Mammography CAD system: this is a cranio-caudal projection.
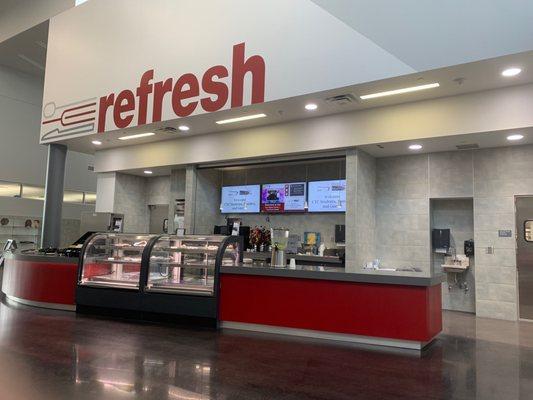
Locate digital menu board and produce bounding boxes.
[220,185,260,213]
[261,182,306,213]
[308,180,346,212]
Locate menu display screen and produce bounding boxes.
[261,182,306,213]
[220,185,260,213]
[308,180,346,212]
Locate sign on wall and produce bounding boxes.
[40,0,414,143]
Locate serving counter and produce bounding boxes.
[1,237,444,350]
[1,253,78,310]
[220,264,443,350]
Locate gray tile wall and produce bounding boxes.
[145,176,170,205]
[431,199,475,313]
[472,146,529,321]
[113,173,149,233]
[371,147,529,320]
[375,154,431,274]
[355,150,376,270]
[193,168,223,235]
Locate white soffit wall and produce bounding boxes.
[41,0,414,143]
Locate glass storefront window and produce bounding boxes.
[525,221,533,242]
[84,192,97,204]
[21,185,45,201]
[64,191,84,203]
[0,181,21,197]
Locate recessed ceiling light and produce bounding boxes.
[305,103,318,111]
[216,113,267,125]
[91,140,102,145]
[143,170,153,174]
[118,132,155,140]
[178,125,190,132]
[501,67,521,77]
[360,83,440,100]
[409,144,423,150]
[507,133,524,141]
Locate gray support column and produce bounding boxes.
[184,166,198,234]
[344,149,358,272]
[41,144,67,248]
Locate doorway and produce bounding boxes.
[516,196,533,320]
[149,205,169,234]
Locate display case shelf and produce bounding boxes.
[78,233,156,289]
[92,258,143,265]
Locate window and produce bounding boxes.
[526,221,533,242]
[64,191,84,204]
[0,181,21,197]
[84,193,97,204]
[22,185,45,200]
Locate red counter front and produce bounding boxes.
[220,273,442,348]
[2,254,78,310]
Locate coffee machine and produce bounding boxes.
[270,228,289,267]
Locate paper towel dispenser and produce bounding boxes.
[432,228,450,251]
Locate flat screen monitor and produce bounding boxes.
[220,185,260,213]
[308,179,346,212]
[261,182,306,213]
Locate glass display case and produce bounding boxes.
[146,235,241,296]
[79,233,156,289]
[76,233,242,326]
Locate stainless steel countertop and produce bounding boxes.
[4,252,79,264]
[4,252,443,286]
[244,251,343,264]
[221,264,445,286]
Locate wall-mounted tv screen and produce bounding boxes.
[261,182,306,213]
[220,185,260,213]
[308,180,346,212]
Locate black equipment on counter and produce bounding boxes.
[432,228,451,251]
[214,225,250,250]
[335,224,345,244]
[464,239,475,257]
[214,225,229,235]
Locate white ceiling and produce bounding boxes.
[0,21,48,77]
[311,0,533,71]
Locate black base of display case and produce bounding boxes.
[76,287,219,328]
[76,304,217,328]
[76,286,143,311]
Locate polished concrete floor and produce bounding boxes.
[0,301,532,400]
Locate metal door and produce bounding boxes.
[516,197,533,319]
[149,205,169,234]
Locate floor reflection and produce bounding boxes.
[1,300,533,399]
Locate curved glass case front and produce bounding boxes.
[146,235,240,295]
[79,233,156,289]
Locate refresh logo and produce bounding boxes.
[41,43,266,140]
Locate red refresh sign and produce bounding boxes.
[41,42,265,138]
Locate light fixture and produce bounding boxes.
[118,132,155,140]
[143,170,153,174]
[216,113,266,125]
[91,140,102,145]
[305,103,318,111]
[507,133,524,141]
[502,67,521,77]
[178,125,190,132]
[360,83,440,100]
[409,144,423,150]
